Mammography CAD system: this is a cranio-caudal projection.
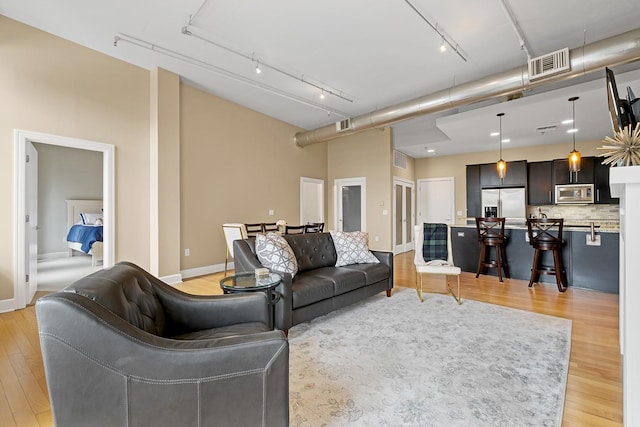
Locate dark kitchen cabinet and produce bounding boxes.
[480,160,527,188]
[594,160,619,204]
[553,157,594,185]
[527,161,553,205]
[466,165,481,218]
[479,163,502,188]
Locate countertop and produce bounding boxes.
[455,221,620,233]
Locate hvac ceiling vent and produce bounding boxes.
[393,150,407,169]
[336,118,353,132]
[528,48,570,81]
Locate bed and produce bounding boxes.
[66,199,104,266]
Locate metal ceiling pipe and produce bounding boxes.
[295,28,640,148]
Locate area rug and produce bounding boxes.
[288,288,571,427]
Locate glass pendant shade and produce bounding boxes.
[568,96,581,172]
[568,149,581,172]
[496,113,506,180]
[497,159,507,179]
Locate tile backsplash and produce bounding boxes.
[527,204,619,228]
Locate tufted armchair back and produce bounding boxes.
[64,262,167,336]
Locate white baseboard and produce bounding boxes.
[161,273,183,286]
[180,262,228,280]
[0,298,17,313]
[38,251,69,260]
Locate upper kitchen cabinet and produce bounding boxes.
[594,159,619,204]
[480,160,527,188]
[466,164,481,218]
[527,161,553,205]
[553,157,594,185]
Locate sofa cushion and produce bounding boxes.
[284,233,337,272]
[330,231,380,267]
[171,322,269,340]
[255,232,298,277]
[341,263,390,286]
[312,266,367,296]
[291,272,335,309]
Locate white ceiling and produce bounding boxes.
[2,0,640,158]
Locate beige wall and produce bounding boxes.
[0,17,151,300]
[179,84,327,270]
[415,140,606,223]
[328,128,393,251]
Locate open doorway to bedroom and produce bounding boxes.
[33,143,103,290]
[14,130,115,310]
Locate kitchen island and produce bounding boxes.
[451,223,619,293]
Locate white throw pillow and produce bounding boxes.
[330,231,380,267]
[255,232,298,277]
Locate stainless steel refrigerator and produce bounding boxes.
[481,188,526,221]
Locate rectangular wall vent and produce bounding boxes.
[336,118,352,132]
[528,48,570,80]
[393,150,407,169]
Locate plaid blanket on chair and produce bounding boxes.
[422,223,448,262]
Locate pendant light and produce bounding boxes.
[568,96,581,172]
[496,113,507,180]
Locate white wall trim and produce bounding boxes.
[13,129,115,310]
[180,262,228,281]
[0,298,17,314]
[160,273,183,286]
[38,252,69,260]
[300,176,325,224]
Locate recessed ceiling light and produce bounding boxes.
[501,139,511,143]
[490,132,499,137]
[562,119,573,125]
[567,128,578,133]
[427,149,435,153]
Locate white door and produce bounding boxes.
[26,142,38,302]
[393,178,415,253]
[417,177,455,225]
[300,177,324,225]
[335,178,366,232]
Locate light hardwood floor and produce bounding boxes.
[0,251,622,426]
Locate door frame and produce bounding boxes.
[334,177,366,232]
[392,177,415,254]
[13,129,115,310]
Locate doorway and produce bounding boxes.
[393,178,415,254]
[300,177,324,225]
[14,130,115,310]
[417,177,455,225]
[334,177,366,232]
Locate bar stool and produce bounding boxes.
[475,217,509,282]
[526,218,567,292]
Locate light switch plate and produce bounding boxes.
[586,234,601,246]
[457,231,464,237]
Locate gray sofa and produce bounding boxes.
[36,261,289,427]
[233,232,394,331]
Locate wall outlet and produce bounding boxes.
[586,234,601,246]
[184,248,190,256]
[374,235,380,242]
[382,209,388,216]
[457,231,464,237]
[268,209,274,216]
[457,210,463,216]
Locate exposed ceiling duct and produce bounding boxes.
[294,28,640,148]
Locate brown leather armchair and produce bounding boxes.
[36,262,289,427]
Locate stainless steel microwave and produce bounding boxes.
[555,184,594,204]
